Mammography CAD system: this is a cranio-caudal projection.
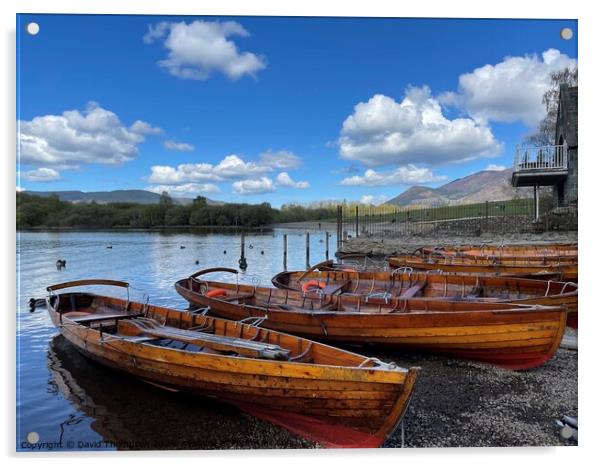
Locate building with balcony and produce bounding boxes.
[511,85,578,218]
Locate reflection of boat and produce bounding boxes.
[388,254,578,281]
[46,279,419,448]
[271,269,578,328]
[176,269,567,370]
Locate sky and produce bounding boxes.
[16,15,577,207]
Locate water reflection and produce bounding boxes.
[46,335,311,450]
[17,229,332,450]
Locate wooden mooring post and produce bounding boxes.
[283,234,288,271]
[355,205,359,237]
[305,232,310,269]
[325,231,330,260]
[238,232,247,270]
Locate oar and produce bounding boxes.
[118,318,290,360]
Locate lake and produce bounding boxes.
[16,229,337,451]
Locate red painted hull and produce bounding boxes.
[233,402,384,448]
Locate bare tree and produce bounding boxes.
[525,67,578,146]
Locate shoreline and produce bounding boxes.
[338,231,578,257]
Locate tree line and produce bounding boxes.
[16,192,339,229]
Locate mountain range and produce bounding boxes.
[20,189,223,206]
[387,169,534,207]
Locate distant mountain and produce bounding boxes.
[22,189,223,206]
[387,169,534,207]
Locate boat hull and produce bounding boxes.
[47,294,417,448]
[175,280,567,370]
[388,256,578,281]
[272,270,578,329]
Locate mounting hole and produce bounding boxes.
[560,27,573,40]
[26,22,40,36]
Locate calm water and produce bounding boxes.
[16,229,336,451]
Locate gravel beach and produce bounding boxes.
[379,342,578,448]
[338,231,578,257]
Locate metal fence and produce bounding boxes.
[335,198,547,248]
[514,144,568,171]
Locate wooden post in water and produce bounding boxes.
[305,232,310,269]
[325,231,329,260]
[336,205,342,251]
[238,232,247,270]
[355,205,359,237]
[283,234,288,270]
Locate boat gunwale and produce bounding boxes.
[174,278,567,318]
[46,292,411,378]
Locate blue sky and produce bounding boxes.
[16,15,577,206]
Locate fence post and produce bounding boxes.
[485,201,489,232]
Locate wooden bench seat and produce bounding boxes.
[321,280,351,295]
[400,282,426,298]
[68,312,143,324]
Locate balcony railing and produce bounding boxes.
[514,144,568,172]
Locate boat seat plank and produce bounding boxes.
[321,281,351,295]
[223,293,255,302]
[68,312,143,323]
[122,336,161,343]
[118,319,291,360]
[401,282,426,298]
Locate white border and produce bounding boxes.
[3,1,600,465]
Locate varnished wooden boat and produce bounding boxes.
[418,244,577,262]
[388,254,578,281]
[271,268,578,328]
[46,279,419,449]
[175,269,567,370]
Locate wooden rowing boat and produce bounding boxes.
[271,268,578,328]
[388,254,578,281]
[46,279,419,449]
[175,269,567,370]
[418,244,577,262]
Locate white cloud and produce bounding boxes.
[441,49,577,127]
[275,172,310,189]
[144,20,266,80]
[147,183,220,196]
[485,164,507,171]
[18,102,161,168]
[148,154,271,185]
[259,150,302,169]
[130,120,163,135]
[163,140,195,152]
[340,165,447,187]
[359,194,388,206]
[148,163,218,184]
[19,167,61,182]
[214,154,270,178]
[339,86,501,167]
[232,177,276,195]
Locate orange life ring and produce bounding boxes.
[302,280,326,293]
[206,288,228,298]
